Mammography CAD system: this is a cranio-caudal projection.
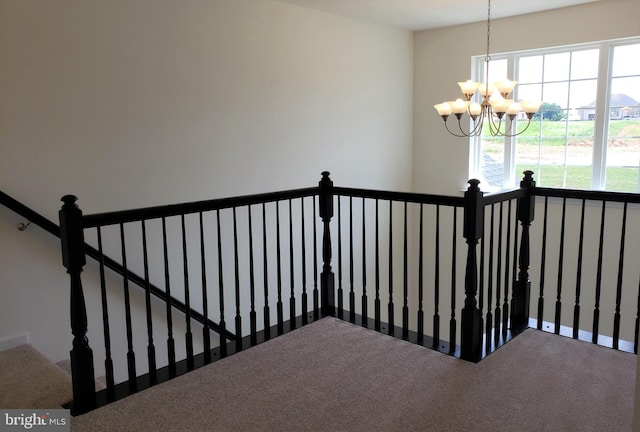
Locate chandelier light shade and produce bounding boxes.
[434,0,543,137]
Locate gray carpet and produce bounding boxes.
[0,344,72,409]
[71,318,636,431]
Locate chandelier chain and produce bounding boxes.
[485,0,491,63]
[432,0,543,137]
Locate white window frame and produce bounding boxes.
[470,37,640,192]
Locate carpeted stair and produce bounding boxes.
[0,344,72,409]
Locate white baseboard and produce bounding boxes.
[0,333,29,351]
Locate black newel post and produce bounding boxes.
[319,172,336,317]
[60,195,96,415]
[511,171,535,335]
[461,179,483,362]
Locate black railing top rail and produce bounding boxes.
[483,187,527,205]
[0,190,60,237]
[0,190,233,340]
[82,187,320,228]
[332,186,465,207]
[533,186,640,204]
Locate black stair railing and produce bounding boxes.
[527,185,640,351]
[0,191,230,345]
[54,170,639,416]
[60,184,322,414]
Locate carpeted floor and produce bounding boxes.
[70,317,636,432]
[0,344,72,409]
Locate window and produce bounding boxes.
[472,38,640,193]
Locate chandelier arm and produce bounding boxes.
[503,118,516,136]
[443,118,472,138]
[468,112,485,136]
[486,112,501,136]
[435,0,543,139]
[517,118,532,135]
[506,117,532,137]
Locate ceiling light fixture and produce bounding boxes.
[434,0,543,137]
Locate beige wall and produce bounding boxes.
[413,0,640,195]
[0,0,413,363]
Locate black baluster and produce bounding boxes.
[573,200,586,339]
[418,204,424,343]
[337,197,344,319]
[388,201,395,336]
[141,220,157,384]
[402,202,409,340]
[613,202,627,350]
[502,200,512,341]
[450,207,458,355]
[537,197,549,330]
[301,198,308,325]
[375,199,381,331]
[433,205,441,350]
[199,212,212,363]
[162,217,176,377]
[276,201,284,335]
[181,215,194,370]
[592,201,606,344]
[96,227,115,401]
[262,203,271,341]
[461,179,483,362]
[216,210,227,358]
[119,223,137,392]
[349,197,355,323]
[319,172,335,317]
[248,206,257,345]
[361,198,368,327]
[634,277,640,354]
[288,199,296,330]
[233,207,243,352]
[312,198,319,320]
[479,211,486,352]
[555,198,567,334]
[486,204,495,352]
[495,202,503,343]
[59,196,96,415]
[511,171,535,335]
[510,201,518,337]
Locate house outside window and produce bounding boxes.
[471,37,640,193]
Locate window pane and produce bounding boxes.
[564,166,592,189]
[536,163,565,188]
[570,49,599,80]
[566,134,593,190]
[610,76,640,114]
[612,43,640,76]
[486,58,508,82]
[605,121,640,192]
[518,55,543,84]
[517,83,542,102]
[480,134,504,189]
[543,82,569,108]
[606,43,640,192]
[605,166,639,192]
[568,79,597,110]
[567,120,595,141]
[544,52,570,82]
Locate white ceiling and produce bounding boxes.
[274,0,603,31]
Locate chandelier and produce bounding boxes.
[434,0,543,137]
